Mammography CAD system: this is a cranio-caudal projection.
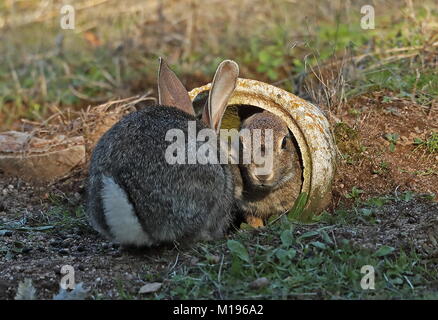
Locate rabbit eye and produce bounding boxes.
[281,136,288,149]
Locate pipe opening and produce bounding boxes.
[192,90,304,209]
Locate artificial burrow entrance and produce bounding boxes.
[189,78,337,221]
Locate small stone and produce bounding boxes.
[125,273,135,281]
[249,277,270,290]
[111,243,120,249]
[0,280,11,292]
[22,247,32,254]
[58,233,67,240]
[190,257,199,266]
[58,249,69,256]
[62,238,73,248]
[77,245,85,252]
[0,230,12,237]
[50,239,60,247]
[206,254,221,264]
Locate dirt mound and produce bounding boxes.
[0,95,153,182]
[331,90,438,206]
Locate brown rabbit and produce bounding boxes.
[232,110,303,228]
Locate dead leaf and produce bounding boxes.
[84,31,101,47]
[53,283,89,300]
[15,278,37,300]
[138,282,162,294]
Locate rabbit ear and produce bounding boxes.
[202,60,239,132]
[158,57,195,115]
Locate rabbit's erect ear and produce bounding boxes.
[202,60,239,132]
[158,57,195,115]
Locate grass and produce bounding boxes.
[107,193,438,300]
[6,189,430,300]
[414,132,438,154]
[1,187,436,299]
[148,232,436,299]
[0,189,88,237]
[1,0,437,128]
[333,122,365,164]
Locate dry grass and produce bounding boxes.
[0,0,437,128]
[18,93,155,156]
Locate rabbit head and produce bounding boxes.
[239,111,300,192]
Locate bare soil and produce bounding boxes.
[331,90,438,206]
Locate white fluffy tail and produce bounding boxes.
[101,175,152,246]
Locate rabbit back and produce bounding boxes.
[87,106,234,246]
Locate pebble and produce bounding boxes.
[0,230,13,237]
[249,277,270,289]
[50,239,60,247]
[73,192,81,201]
[58,249,69,256]
[22,247,32,254]
[190,257,200,266]
[206,254,221,264]
[62,238,73,248]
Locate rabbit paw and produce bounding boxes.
[246,216,264,228]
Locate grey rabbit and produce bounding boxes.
[231,111,303,228]
[86,58,239,246]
